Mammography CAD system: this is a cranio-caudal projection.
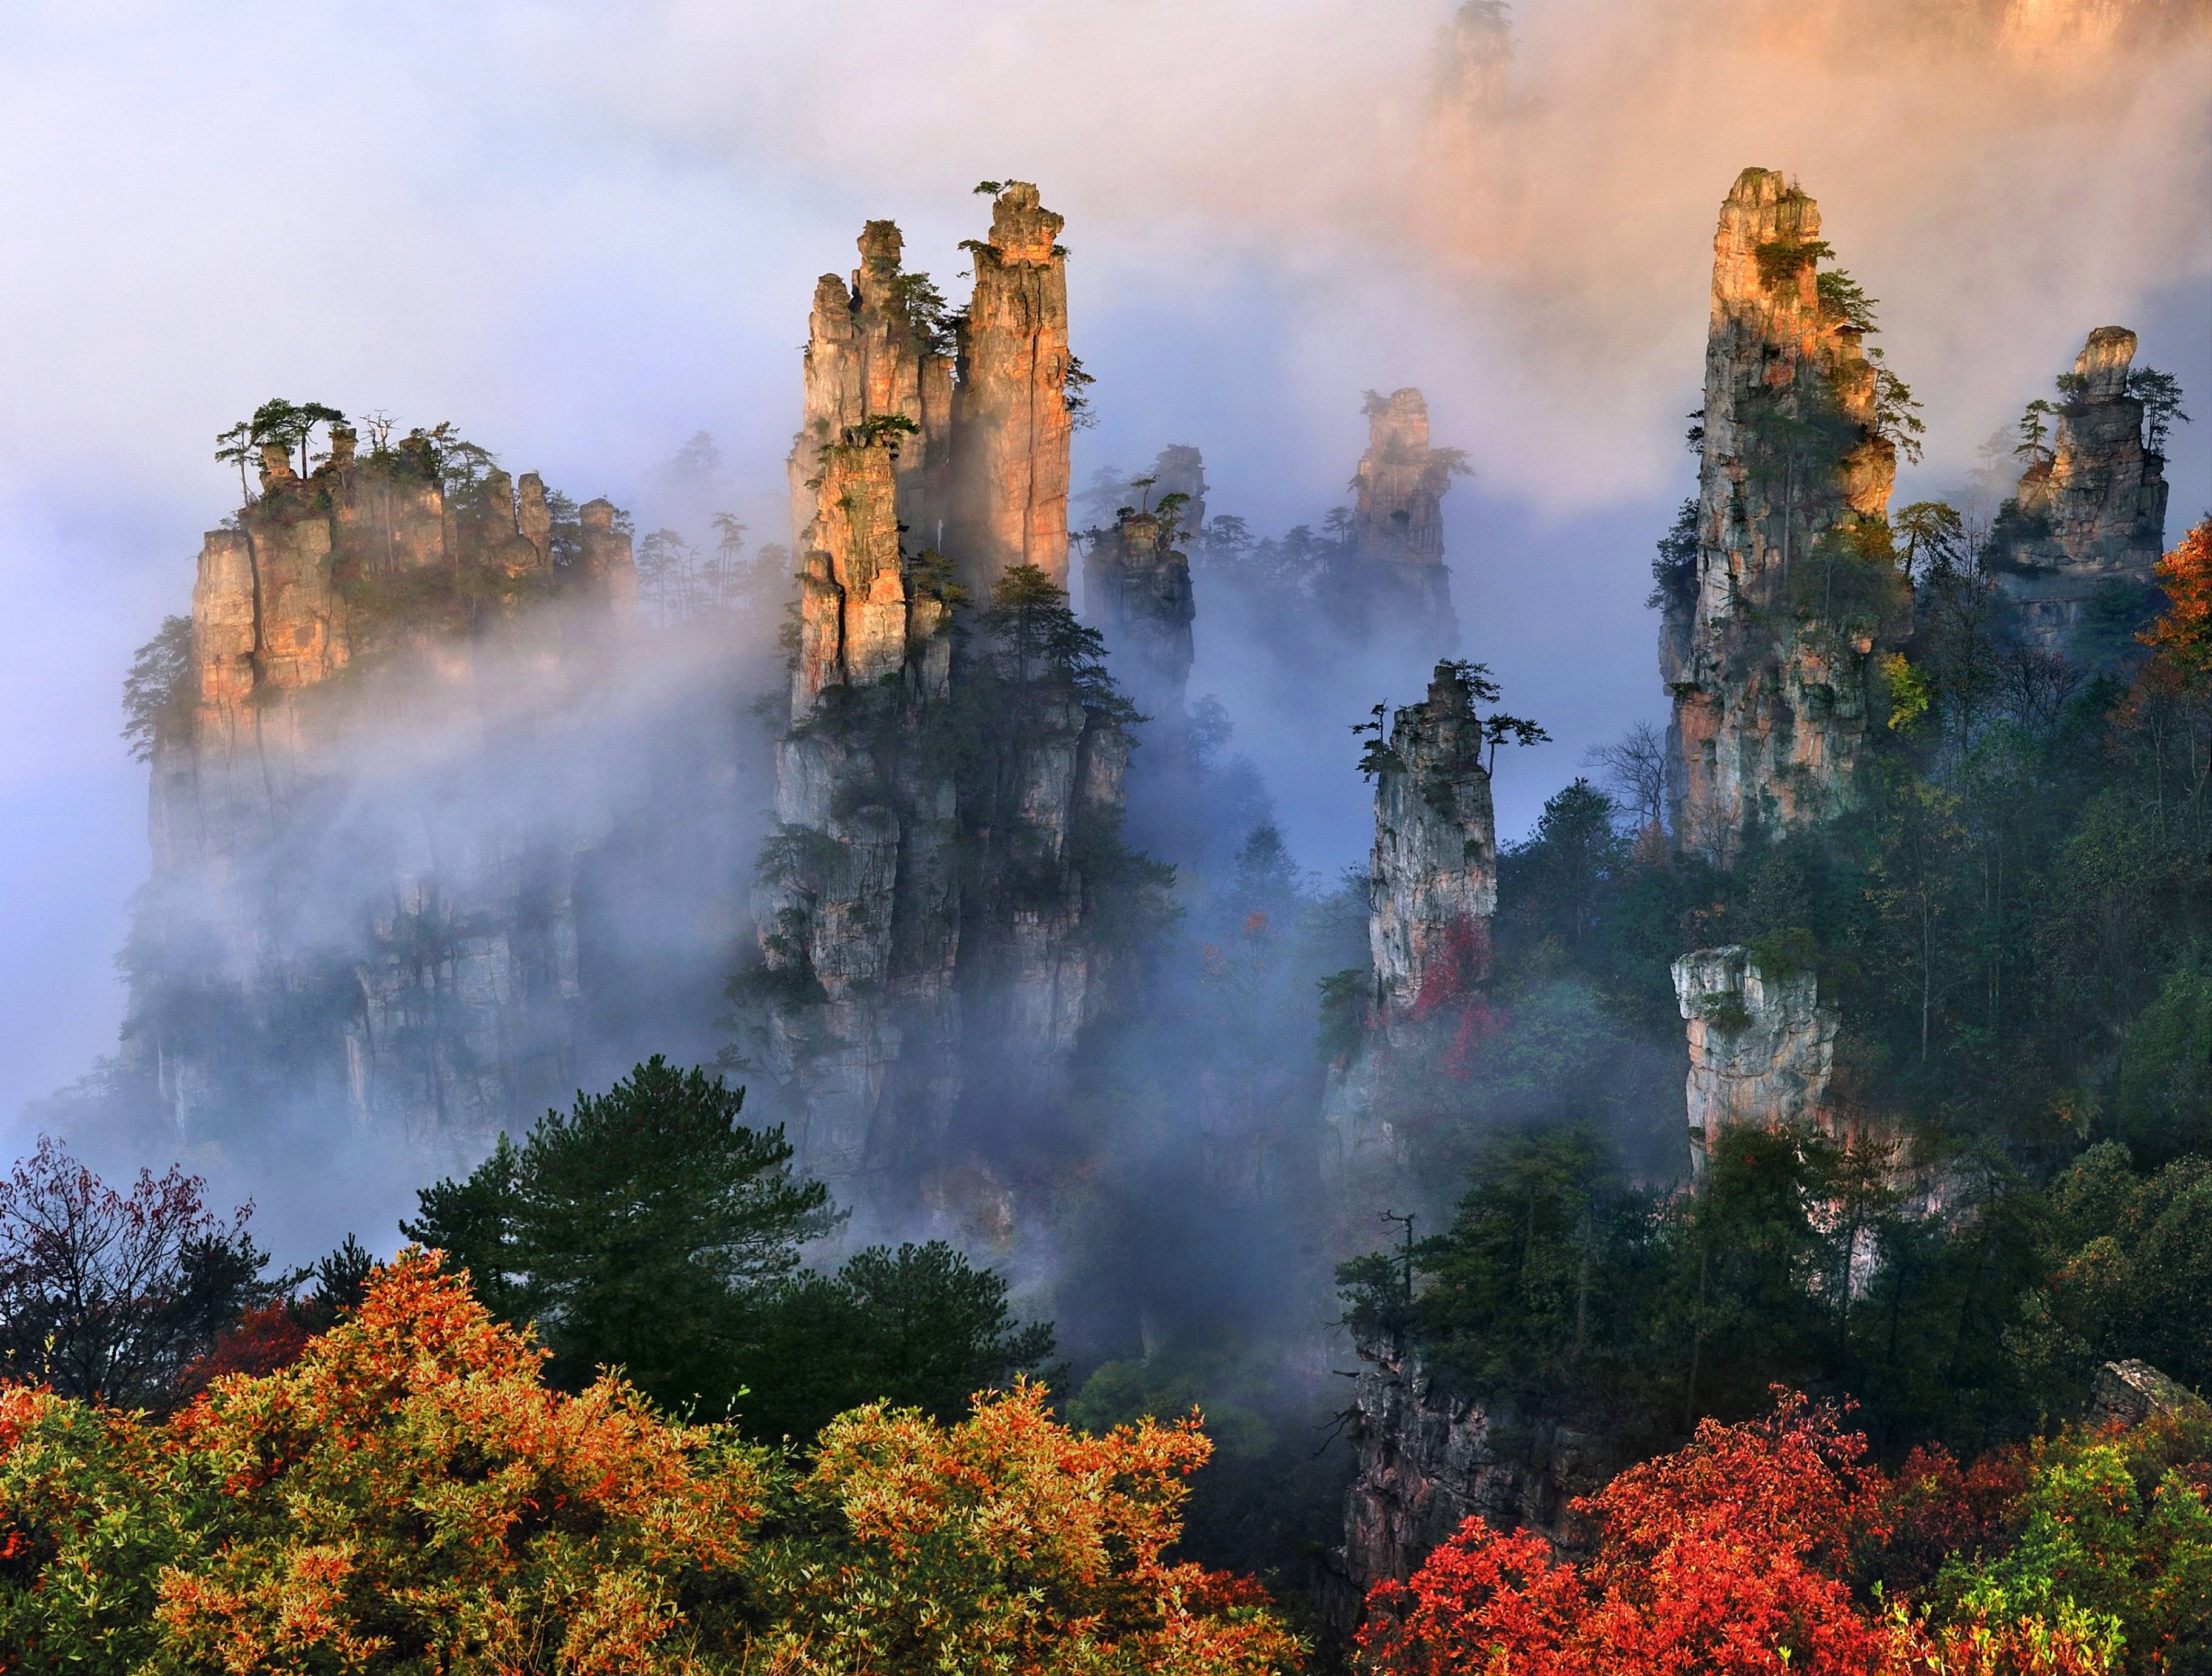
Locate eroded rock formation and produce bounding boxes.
[139,434,635,1152]
[950,183,1073,596]
[786,220,956,556]
[1370,663,1498,1013]
[1082,506,1195,715]
[1662,169,1900,850]
[750,184,1138,1199]
[1991,327,2170,660]
[1329,1337,1617,1630]
[1671,945,1838,1174]
[1321,662,1498,1201]
[1333,389,1465,654]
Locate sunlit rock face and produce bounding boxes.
[786,220,956,557]
[1327,1336,1617,1632]
[1082,506,1195,716]
[751,184,1134,1199]
[141,434,635,1153]
[950,183,1073,597]
[1661,169,1900,853]
[1370,663,1497,1014]
[1671,945,1838,1174]
[1991,327,2170,661]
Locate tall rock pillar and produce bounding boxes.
[1991,326,2170,661]
[1349,388,1463,649]
[951,183,1073,596]
[1082,507,1195,716]
[787,220,956,553]
[1662,169,1900,851]
[1369,662,1498,1014]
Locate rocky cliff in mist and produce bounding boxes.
[1082,504,1195,717]
[1322,662,1498,1204]
[747,184,1141,1208]
[136,431,637,1152]
[1991,326,2170,660]
[1661,168,1902,851]
[1348,388,1464,649]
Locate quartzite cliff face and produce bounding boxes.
[750,184,1134,1202]
[1329,1338,1618,1629]
[1992,326,2170,659]
[1322,662,1498,1198]
[1671,945,1839,1173]
[950,184,1073,596]
[139,433,634,1151]
[1663,169,1900,850]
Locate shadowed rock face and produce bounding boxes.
[951,183,1073,597]
[1671,945,1838,1175]
[1662,168,1900,852]
[142,438,635,1152]
[1327,1337,1617,1632]
[1082,507,1195,716]
[1992,326,2170,661]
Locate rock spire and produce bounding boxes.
[750,185,1139,1201]
[950,183,1073,596]
[1661,168,1901,850]
[1336,391,1460,654]
[1369,662,1499,1014]
[787,220,955,554]
[141,438,634,1148]
[1082,504,1195,716]
[1991,326,2170,659]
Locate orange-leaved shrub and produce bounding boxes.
[0,1250,1301,1675]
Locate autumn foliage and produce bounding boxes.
[2142,517,2212,688]
[1358,1393,2148,1676]
[0,1250,1299,1674]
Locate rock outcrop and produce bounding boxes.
[1991,327,2170,660]
[1328,389,1466,654]
[786,220,956,557]
[1671,945,1838,1174]
[138,434,634,1151]
[1370,663,1498,1014]
[749,184,1138,1200]
[1329,1336,1618,1631]
[950,183,1073,596]
[1320,662,1498,1201]
[1663,169,1902,851]
[1082,506,1195,716]
[2090,1359,2208,1430]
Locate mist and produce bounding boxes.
[3,0,2209,1271]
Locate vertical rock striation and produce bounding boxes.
[1991,326,2169,660]
[751,184,1139,1203]
[1663,169,1900,850]
[1671,945,1838,1175]
[1329,1336,1617,1631]
[1321,662,1498,1198]
[786,220,956,555]
[1370,663,1498,1014]
[950,184,1073,595]
[140,435,633,1151]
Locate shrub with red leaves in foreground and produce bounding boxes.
[1358,1392,2147,1676]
